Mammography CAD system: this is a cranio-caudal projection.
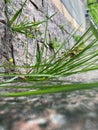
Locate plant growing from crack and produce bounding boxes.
[0,0,98,97]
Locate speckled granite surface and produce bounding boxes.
[0,89,98,130]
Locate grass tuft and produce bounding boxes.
[0,0,98,97]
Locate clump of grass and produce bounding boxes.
[0,0,98,97]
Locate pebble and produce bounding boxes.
[0,126,5,130]
[27,118,47,126]
[0,67,5,73]
[49,113,66,125]
[87,112,97,118]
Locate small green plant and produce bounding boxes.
[49,38,61,50]
[73,34,81,42]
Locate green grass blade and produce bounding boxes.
[10,0,27,25]
[1,82,98,97]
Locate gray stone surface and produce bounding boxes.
[64,70,98,83]
[0,0,77,73]
[1,89,98,130]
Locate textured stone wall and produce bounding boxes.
[0,0,78,73]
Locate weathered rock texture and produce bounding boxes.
[0,0,86,73]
